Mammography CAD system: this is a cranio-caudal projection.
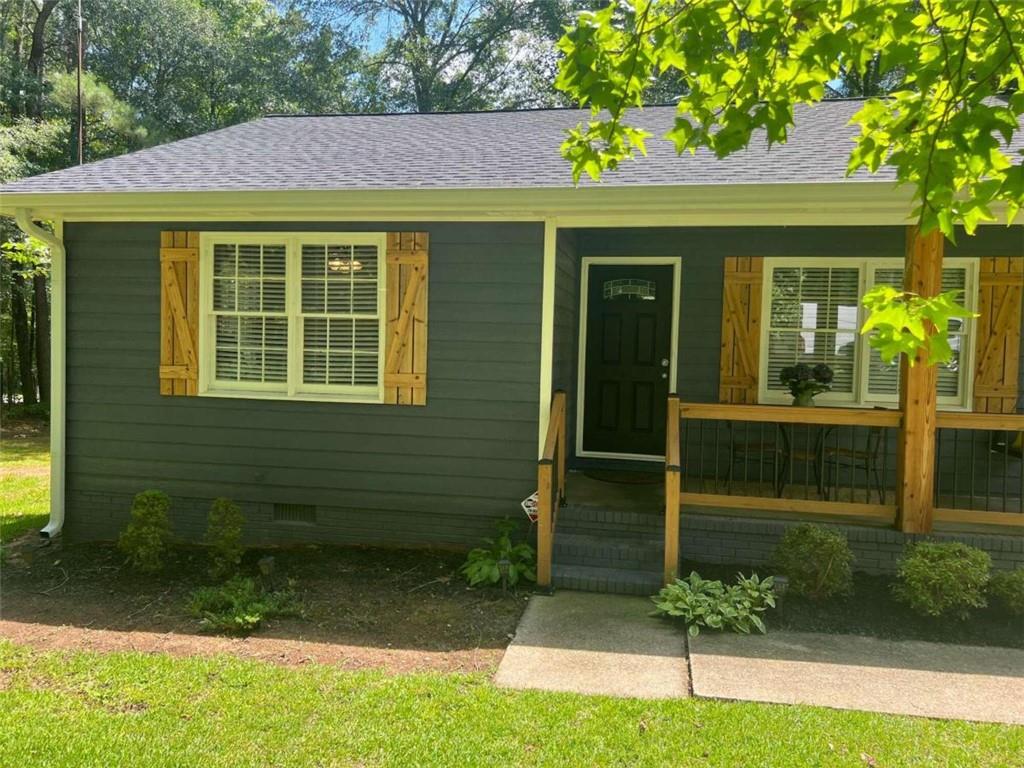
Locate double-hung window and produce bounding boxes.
[760,258,978,409]
[200,233,386,402]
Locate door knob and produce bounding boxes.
[661,358,670,367]
[661,373,668,379]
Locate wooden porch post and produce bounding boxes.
[664,395,681,583]
[896,226,944,533]
[536,459,553,588]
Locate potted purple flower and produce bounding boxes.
[780,363,833,407]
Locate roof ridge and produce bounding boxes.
[260,98,874,120]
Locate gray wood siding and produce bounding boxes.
[64,221,544,546]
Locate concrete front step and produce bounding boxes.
[552,563,663,596]
[554,531,664,572]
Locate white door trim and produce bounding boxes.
[575,256,681,462]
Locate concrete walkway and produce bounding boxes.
[494,591,689,699]
[497,592,1024,724]
[689,631,1024,725]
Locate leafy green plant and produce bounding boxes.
[117,490,172,573]
[554,2,1024,238]
[651,572,776,637]
[772,524,854,601]
[988,568,1024,617]
[188,576,301,634]
[860,286,977,367]
[893,542,991,620]
[204,497,245,579]
[461,519,536,588]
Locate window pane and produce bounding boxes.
[263,245,286,276]
[302,280,327,313]
[263,279,286,312]
[237,245,262,277]
[213,244,236,277]
[304,351,327,384]
[213,278,236,311]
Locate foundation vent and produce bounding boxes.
[272,503,317,525]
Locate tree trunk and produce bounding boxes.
[11,272,37,404]
[26,0,58,118]
[33,272,50,402]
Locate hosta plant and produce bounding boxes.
[651,572,776,637]
[461,519,536,588]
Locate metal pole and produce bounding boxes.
[77,0,83,165]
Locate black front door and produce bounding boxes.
[582,263,674,456]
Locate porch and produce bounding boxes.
[538,393,1024,592]
[534,222,1024,591]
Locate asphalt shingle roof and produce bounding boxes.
[1,100,1020,195]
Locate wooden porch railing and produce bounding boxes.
[934,411,1024,529]
[663,398,903,583]
[536,390,567,588]
[662,398,1024,584]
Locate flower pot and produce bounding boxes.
[792,392,816,407]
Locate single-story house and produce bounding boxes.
[2,100,1022,593]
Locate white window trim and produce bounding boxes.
[757,257,979,410]
[198,231,388,403]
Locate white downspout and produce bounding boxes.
[13,209,65,538]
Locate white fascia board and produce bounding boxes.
[0,182,929,226]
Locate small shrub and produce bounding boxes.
[461,519,536,588]
[188,575,301,634]
[771,523,854,601]
[204,497,245,578]
[651,571,776,637]
[117,490,172,573]
[893,541,991,620]
[989,568,1024,617]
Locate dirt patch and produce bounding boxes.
[0,541,530,674]
[0,412,48,440]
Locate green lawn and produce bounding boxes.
[0,642,1020,768]
[0,435,49,542]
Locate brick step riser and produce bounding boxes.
[554,542,662,570]
[554,552,662,573]
[557,506,664,530]
[552,574,660,596]
[556,518,663,538]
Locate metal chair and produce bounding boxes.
[819,412,888,503]
[725,422,786,497]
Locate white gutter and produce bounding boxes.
[13,209,64,538]
[0,183,925,226]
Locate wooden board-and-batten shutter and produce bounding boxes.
[384,232,429,405]
[974,256,1023,414]
[719,257,763,404]
[159,231,200,396]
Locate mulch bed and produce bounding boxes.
[680,559,1024,649]
[0,537,530,673]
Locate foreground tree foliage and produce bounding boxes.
[556,0,1024,238]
